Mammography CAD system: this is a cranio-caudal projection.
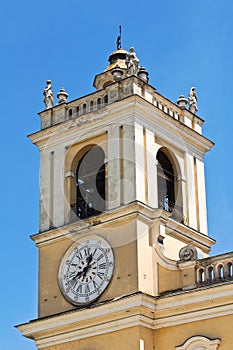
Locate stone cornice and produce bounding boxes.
[28,95,213,156]
[132,97,213,156]
[17,286,233,348]
[30,201,215,253]
[156,282,233,328]
[166,219,215,251]
[16,293,155,347]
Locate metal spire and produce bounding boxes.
[116,25,122,49]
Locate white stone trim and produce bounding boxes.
[195,158,208,235]
[17,294,155,336]
[30,96,213,156]
[17,289,233,348]
[107,125,121,209]
[146,128,157,207]
[31,202,215,253]
[155,302,233,329]
[176,336,221,350]
[35,314,152,348]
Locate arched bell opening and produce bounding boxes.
[70,145,106,221]
[156,148,183,222]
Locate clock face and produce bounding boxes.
[58,235,114,305]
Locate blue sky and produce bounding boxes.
[1,1,233,349]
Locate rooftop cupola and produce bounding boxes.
[93,47,128,90]
[105,48,128,71]
[93,46,143,90]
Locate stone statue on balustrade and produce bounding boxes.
[43,80,54,109]
[188,87,198,114]
[126,47,139,76]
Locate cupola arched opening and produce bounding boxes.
[156,148,183,222]
[70,145,106,220]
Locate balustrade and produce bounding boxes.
[41,76,202,133]
[196,256,233,285]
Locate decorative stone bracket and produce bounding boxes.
[178,245,198,290]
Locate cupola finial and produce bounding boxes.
[116,25,122,49]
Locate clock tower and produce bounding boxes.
[18,45,232,350]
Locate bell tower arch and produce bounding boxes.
[72,145,106,220]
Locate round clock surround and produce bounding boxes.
[58,235,114,305]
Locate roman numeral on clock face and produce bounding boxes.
[85,284,90,294]
[68,271,76,279]
[97,253,104,261]
[97,272,105,280]
[75,250,83,260]
[76,284,83,294]
[93,280,99,289]
[99,262,107,269]
[70,279,78,289]
[92,248,97,257]
[84,246,90,256]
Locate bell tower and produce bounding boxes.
[17,45,216,350]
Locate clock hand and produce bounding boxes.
[86,253,93,265]
[72,254,93,281]
[72,270,83,280]
[82,254,93,279]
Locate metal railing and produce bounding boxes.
[70,201,103,222]
[158,198,183,223]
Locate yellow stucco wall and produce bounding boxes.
[158,264,182,294]
[38,220,139,317]
[155,314,233,349]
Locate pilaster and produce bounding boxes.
[146,129,157,208]
[185,153,197,230]
[52,145,66,228]
[135,123,146,203]
[39,150,52,232]
[107,125,121,209]
[122,124,136,204]
[137,220,155,296]
[196,158,208,235]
